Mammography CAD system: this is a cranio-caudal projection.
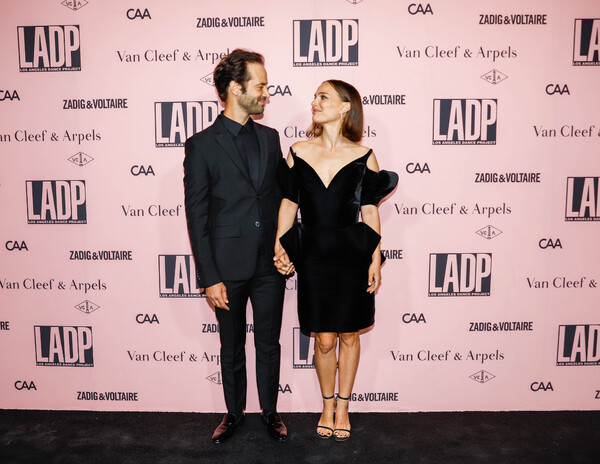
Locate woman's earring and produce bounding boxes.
[339,110,343,119]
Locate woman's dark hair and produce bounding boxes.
[307,79,363,142]
[213,49,264,102]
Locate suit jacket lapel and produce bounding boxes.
[213,118,254,188]
[256,125,268,190]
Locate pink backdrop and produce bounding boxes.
[1,0,599,413]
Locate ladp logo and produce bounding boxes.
[565,177,600,221]
[293,19,358,67]
[158,255,204,297]
[17,25,81,72]
[34,326,94,367]
[293,328,315,369]
[557,325,600,366]
[573,19,600,66]
[433,99,497,145]
[429,253,492,296]
[26,180,87,224]
[154,101,219,147]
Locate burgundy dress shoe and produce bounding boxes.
[263,412,288,441]
[211,413,244,444]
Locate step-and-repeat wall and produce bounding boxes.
[1,0,599,413]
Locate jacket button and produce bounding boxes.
[254,221,260,227]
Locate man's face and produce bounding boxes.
[238,62,269,115]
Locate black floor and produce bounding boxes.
[1,410,598,464]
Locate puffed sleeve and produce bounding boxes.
[277,157,299,204]
[360,168,398,206]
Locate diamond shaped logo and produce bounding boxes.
[480,69,508,85]
[68,152,94,167]
[345,0,364,4]
[75,300,100,314]
[200,73,214,87]
[61,0,88,11]
[206,371,222,385]
[476,225,503,240]
[470,370,495,384]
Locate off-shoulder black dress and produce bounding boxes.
[278,148,398,335]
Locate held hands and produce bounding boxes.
[273,241,295,275]
[367,260,382,293]
[206,282,230,310]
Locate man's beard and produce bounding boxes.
[239,92,266,115]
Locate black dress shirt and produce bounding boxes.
[220,114,260,188]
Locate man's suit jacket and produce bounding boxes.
[183,115,283,288]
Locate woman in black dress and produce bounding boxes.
[274,80,397,441]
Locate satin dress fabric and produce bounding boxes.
[278,148,398,335]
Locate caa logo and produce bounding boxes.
[402,313,426,323]
[565,177,600,221]
[14,381,37,391]
[433,99,497,145]
[279,384,292,393]
[0,90,20,101]
[131,165,155,176]
[158,255,205,298]
[539,238,562,249]
[136,314,159,324]
[546,84,570,95]
[26,180,87,224]
[34,326,94,367]
[267,85,292,97]
[17,25,81,72]
[155,101,219,147]
[126,8,151,20]
[293,19,359,67]
[408,4,433,15]
[293,327,315,369]
[406,162,430,174]
[5,241,28,251]
[557,324,600,366]
[429,253,492,296]
[530,381,554,392]
[573,19,600,66]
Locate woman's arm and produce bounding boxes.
[274,152,299,275]
[362,150,382,293]
[361,204,382,293]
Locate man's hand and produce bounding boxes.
[205,282,229,310]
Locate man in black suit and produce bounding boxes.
[183,49,287,443]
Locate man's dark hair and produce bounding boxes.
[213,49,265,103]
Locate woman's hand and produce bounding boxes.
[274,240,295,275]
[367,260,381,293]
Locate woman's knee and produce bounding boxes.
[316,332,337,354]
[339,332,360,349]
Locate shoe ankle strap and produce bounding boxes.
[336,394,350,401]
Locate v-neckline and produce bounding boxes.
[291,149,372,190]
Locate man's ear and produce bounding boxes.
[229,80,242,97]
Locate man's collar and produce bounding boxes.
[219,112,255,138]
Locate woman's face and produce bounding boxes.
[311,82,347,125]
